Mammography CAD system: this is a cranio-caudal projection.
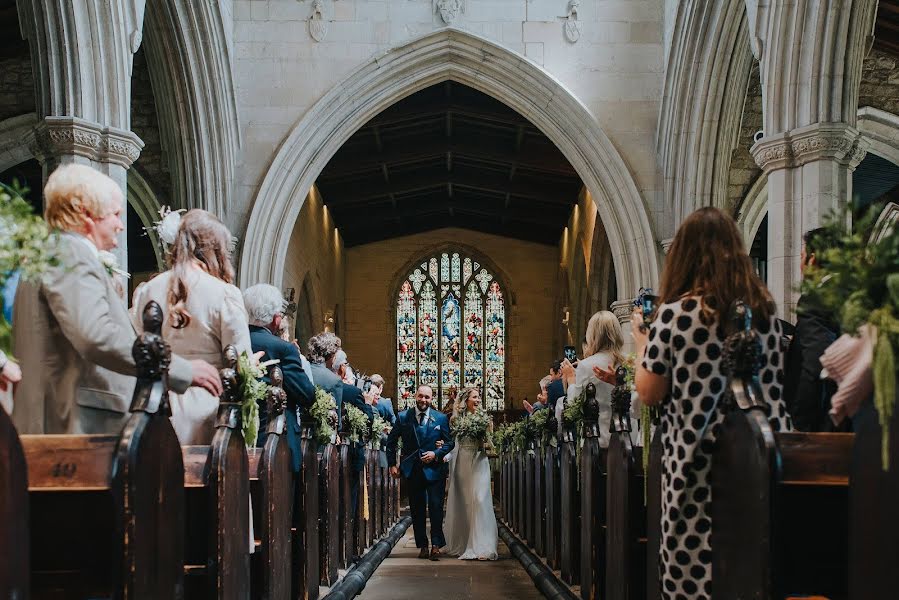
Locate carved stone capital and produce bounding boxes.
[751,122,867,172]
[610,299,633,325]
[29,116,143,168]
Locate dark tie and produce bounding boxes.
[418,413,425,426]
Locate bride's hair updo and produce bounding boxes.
[167,209,235,329]
[452,387,480,423]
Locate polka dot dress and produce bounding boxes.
[641,296,792,599]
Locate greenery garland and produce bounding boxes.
[561,388,586,430]
[372,415,391,447]
[800,209,899,469]
[310,386,337,446]
[0,182,59,356]
[236,351,265,447]
[344,404,370,443]
[529,409,549,448]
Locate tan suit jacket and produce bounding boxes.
[12,233,193,434]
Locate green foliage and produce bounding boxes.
[237,351,265,447]
[310,386,337,446]
[492,422,512,451]
[0,181,60,355]
[345,404,369,443]
[562,389,586,430]
[800,209,899,469]
[372,415,391,446]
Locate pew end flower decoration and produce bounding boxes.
[310,386,338,445]
[800,207,899,469]
[236,350,266,447]
[344,404,370,443]
[0,181,59,355]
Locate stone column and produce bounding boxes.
[751,124,866,318]
[744,0,877,319]
[611,299,636,351]
[17,0,147,268]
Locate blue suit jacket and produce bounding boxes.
[386,408,454,481]
[249,325,315,472]
[376,397,397,425]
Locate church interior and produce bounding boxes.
[1,0,899,598]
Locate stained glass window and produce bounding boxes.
[395,251,506,411]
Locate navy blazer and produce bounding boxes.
[376,396,397,425]
[386,408,454,481]
[249,325,315,472]
[309,362,343,421]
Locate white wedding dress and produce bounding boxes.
[443,437,499,560]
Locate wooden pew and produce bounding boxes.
[849,393,899,598]
[645,426,663,600]
[525,438,537,546]
[338,437,353,568]
[318,440,340,587]
[182,345,251,599]
[605,371,647,600]
[294,416,320,600]
[579,383,607,600]
[545,413,562,571]
[710,302,852,599]
[533,432,546,557]
[0,391,28,598]
[559,421,580,585]
[249,366,292,600]
[19,301,185,598]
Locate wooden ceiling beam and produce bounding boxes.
[319,170,579,206]
[363,101,535,131]
[320,138,577,178]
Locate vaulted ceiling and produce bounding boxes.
[876,0,899,56]
[315,82,583,247]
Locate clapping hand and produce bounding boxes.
[592,365,617,386]
[0,359,22,392]
[560,358,577,384]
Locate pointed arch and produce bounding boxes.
[240,27,658,301]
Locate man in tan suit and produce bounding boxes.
[12,164,222,434]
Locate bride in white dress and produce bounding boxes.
[443,387,499,561]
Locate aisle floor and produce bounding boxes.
[358,525,544,600]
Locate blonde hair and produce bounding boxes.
[44,164,122,232]
[582,310,624,367]
[452,387,481,423]
[167,209,235,328]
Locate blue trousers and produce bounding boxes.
[407,468,447,548]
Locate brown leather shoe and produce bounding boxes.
[429,546,441,561]
[418,548,430,559]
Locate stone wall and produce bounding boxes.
[283,186,346,345]
[130,47,172,207]
[231,0,665,237]
[0,53,34,121]
[342,228,558,411]
[859,48,899,116]
[728,62,763,214]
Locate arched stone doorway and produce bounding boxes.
[240,28,659,300]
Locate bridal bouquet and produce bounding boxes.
[453,409,491,442]
[344,404,370,443]
[0,182,59,355]
[310,386,337,445]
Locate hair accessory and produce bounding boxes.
[144,206,186,255]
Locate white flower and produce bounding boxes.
[157,209,183,246]
[98,250,130,279]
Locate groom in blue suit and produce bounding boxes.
[387,384,454,560]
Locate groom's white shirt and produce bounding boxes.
[415,406,431,424]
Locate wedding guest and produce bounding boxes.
[12,164,221,434]
[633,206,792,599]
[307,332,344,421]
[545,360,566,409]
[131,209,249,445]
[243,284,316,471]
[556,311,630,446]
[784,227,845,432]
[370,373,396,425]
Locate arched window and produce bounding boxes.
[396,251,506,411]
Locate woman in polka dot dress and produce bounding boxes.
[632,207,792,599]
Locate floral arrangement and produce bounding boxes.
[236,351,267,446]
[453,408,491,442]
[372,415,391,446]
[310,386,337,446]
[529,408,549,442]
[492,422,512,451]
[510,419,528,451]
[0,182,59,355]
[800,209,899,468]
[344,404,370,443]
[561,388,586,430]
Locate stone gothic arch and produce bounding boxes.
[240,28,659,301]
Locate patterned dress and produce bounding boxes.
[642,296,792,599]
